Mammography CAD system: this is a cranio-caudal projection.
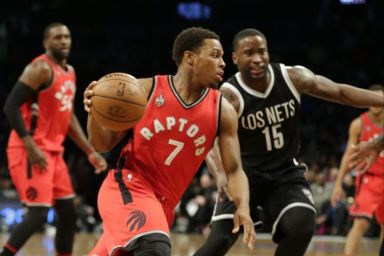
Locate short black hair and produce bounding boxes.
[172,27,220,66]
[232,28,267,51]
[43,22,66,40]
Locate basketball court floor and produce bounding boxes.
[0,232,380,255]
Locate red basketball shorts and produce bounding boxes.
[89,169,173,256]
[6,148,75,206]
[350,174,384,224]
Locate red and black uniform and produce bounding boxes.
[350,112,384,223]
[7,54,76,206]
[90,75,220,255]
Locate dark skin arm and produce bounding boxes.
[288,66,384,107]
[204,86,240,199]
[217,97,256,250]
[67,113,107,173]
[331,117,361,207]
[17,60,52,170]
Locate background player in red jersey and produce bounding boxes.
[83,27,256,256]
[332,84,384,256]
[193,28,384,256]
[2,22,107,256]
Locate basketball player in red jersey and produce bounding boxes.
[2,23,107,256]
[332,84,384,256]
[83,27,256,256]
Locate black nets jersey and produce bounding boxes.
[222,63,303,180]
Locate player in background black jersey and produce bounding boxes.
[193,28,384,256]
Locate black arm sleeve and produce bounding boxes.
[3,81,37,138]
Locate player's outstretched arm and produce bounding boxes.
[288,66,384,108]
[218,97,256,250]
[331,117,360,207]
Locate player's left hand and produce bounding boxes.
[88,151,108,174]
[233,207,256,251]
[348,143,379,174]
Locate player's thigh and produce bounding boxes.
[7,148,55,205]
[262,176,315,226]
[97,170,170,253]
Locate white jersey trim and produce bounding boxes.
[220,82,244,118]
[281,64,301,103]
[234,65,275,99]
[272,202,316,236]
[211,214,235,222]
[23,202,52,207]
[55,194,76,200]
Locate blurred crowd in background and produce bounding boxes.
[0,0,383,238]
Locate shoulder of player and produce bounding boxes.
[284,65,316,91]
[137,77,154,98]
[219,82,240,113]
[285,65,314,80]
[220,97,237,123]
[19,59,52,90]
[349,116,363,137]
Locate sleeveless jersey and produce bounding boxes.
[123,75,220,207]
[7,54,76,152]
[359,112,384,175]
[221,63,301,178]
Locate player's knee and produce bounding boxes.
[27,207,50,225]
[147,241,170,256]
[212,220,239,246]
[133,233,171,256]
[55,199,78,224]
[274,207,315,243]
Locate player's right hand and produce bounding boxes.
[331,184,344,207]
[23,136,48,172]
[348,143,379,174]
[83,81,97,113]
[233,207,256,251]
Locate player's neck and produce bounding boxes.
[45,52,68,70]
[172,73,205,104]
[367,111,384,125]
[242,72,270,93]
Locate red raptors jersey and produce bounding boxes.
[8,54,76,152]
[123,75,220,207]
[360,112,384,175]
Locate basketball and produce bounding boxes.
[91,72,147,131]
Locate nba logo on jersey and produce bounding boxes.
[155,94,165,107]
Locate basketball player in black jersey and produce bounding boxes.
[193,28,384,256]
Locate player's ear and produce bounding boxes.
[43,39,49,51]
[232,52,238,65]
[184,51,194,65]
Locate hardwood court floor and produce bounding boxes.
[0,232,380,255]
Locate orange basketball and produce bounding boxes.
[91,72,147,131]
